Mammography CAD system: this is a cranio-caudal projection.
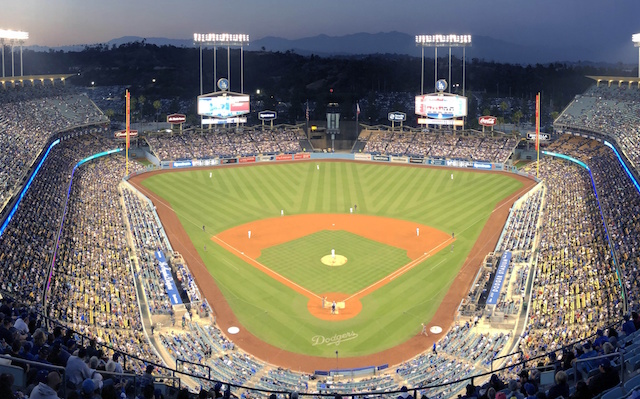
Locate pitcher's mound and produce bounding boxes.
[321,254,347,267]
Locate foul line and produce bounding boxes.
[212,235,321,300]
[343,236,455,302]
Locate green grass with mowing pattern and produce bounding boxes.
[140,161,524,358]
[258,230,410,295]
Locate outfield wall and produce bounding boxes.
[130,151,539,182]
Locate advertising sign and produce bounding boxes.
[258,110,277,120]
[114,130,138,139]
[172,160,192,168]
[388,112,407,122]
[239,156,256,163]
[373,155,390,161]
[473,162,492,170]
[354,153,371,161]
[276,154,292,161]
[294,153,311,160]
[259,155,274,162]
[202,117,248,125]
[417,118,464,126]
[198,95,250,118]
[527,132,550,141]
[410,158,424,164]
[390,156,408,163]
[487,251,512,305]
[478,116,497,126]
[415,94,467,119]
[167,114,187,124]
[155,249,183,306]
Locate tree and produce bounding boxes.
[138,95,146,120]
[512,110,523,126]
[153,100,162,122]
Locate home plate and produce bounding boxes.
[430,326,443,334]
[228,326,240,334]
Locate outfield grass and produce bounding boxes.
[258,230,410,295]
[141,161,523,358]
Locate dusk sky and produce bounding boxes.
[4,0,640,62]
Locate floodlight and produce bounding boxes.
[0,29,29,41]
[633,33,640,46]
[193,33,249,46]
[415,34,471,47]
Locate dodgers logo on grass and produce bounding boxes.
[311,331,358,346]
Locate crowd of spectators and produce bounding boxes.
[519,156,622,360]
[554,84,640,171]
[144,127,306,161]
[361,130,518,163]
[0,91,107,208]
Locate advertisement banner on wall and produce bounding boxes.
[487,251,512,305]
[259,155,275,162]
[221,158,238,164]
[410,158,424,164]
[473,162,492,170]
[239,156,256,163]
[193,160,203,167]
[155,249,183,306]
[390,156,408,163]
[373,155,390,162]
[427,159,446,166]
[294,153,311,160]
[446,160,472,168]
[172,160,193,168]
[276,154,293,161]
[354,153,371,161]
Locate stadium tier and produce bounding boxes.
[0,83,639,399]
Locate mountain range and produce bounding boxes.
[27,31,635,66]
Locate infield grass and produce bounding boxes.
[141,161,524,358]
[258,230,410,295]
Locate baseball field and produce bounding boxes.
[134,160,531,368]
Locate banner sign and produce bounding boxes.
[239,156,256,163]
[172,160,192,168]
[373,155,390,161]
[410,158,424,164]
[354,153,371,161]
[276,154,293,161]
[294,153,311,160]
[473,162,492,170]
[259,155,274,162]
[390,156,408,163]
[155,249,183,306]
[446,159,472,168]
[487,251,512,305]
[221,158,238,164]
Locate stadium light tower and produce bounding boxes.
[415,34,471,96]
[633,33,640,78]
[0,29,29,78]
[194,33,249,95]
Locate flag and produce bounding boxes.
[356,102,361,116]
[305,101,309,121]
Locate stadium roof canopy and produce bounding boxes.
[587,75,640,86]
[0,73,74,86]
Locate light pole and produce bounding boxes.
[193,33,249,94]
[416,34,471,96]
[0,29,28,78]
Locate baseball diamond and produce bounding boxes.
[131,160,534,370]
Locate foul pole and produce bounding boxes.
[535,92,540,178]
[126,90,130,176]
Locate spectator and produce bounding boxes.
[29,370,62,399]
[546,371,569,399]
[587,358,619,396]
